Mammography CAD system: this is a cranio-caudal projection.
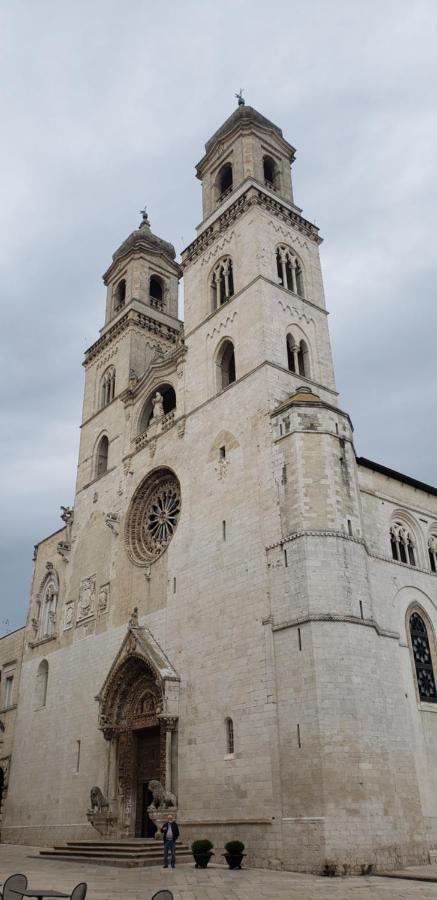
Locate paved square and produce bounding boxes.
[2,845,437,900]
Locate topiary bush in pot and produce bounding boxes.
[224,839,245,869]
[191,838,214,868]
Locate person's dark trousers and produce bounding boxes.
[164,838,176,868]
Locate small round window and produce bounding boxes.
[126,468,181,564]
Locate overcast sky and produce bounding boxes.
[1,0,436,633]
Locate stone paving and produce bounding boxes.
[2,844,437,900]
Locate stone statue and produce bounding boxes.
[129,606,139,627]
[152,391,164,420]
[147,779,177,810]
[89,786,109,814]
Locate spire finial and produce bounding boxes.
[235,88,245,107]
[139,205,150,227]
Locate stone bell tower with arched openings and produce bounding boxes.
[4,99,437,877]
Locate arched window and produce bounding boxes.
[35,659,49,708]
[429,535,437,573]
[96,435,109,477]
[263,155,280,191]
[286,334,309,378]
[114,279,126,312]
[100,367,116,408]
[217,340,236,391]
[225,717,234,754]
[211,257,234,310]
[139,384,177,433]
[217,163,233,201]
[40,581,57,638]
[390,521,416,566]
[276,246,305,297]
[149,276,164,310]
[409,611,437,703]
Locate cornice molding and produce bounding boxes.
[182,185,321,268]
[83,309,180,367]
[269,612,399,641]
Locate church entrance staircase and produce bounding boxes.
[38,838,192,868]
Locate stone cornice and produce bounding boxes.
[181,186,321,267]
[269,612,399,641]
[83,309,180,367]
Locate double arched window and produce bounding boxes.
[263,155,280,191]
[35,659,49,708]
[390,521,416,566]
[216,340,236,391]
[138,383,177,434]
[276,246,304,297]
[96,434,109,478]
[409,611,437,703]
[211,258,234,310]
[100,367,116,408]
[287,334,310,378]
[114,278,126,313]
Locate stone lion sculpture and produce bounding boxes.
[148,779,177,810]
[89,785,109,814]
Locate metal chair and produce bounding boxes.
[2,874,28,900]
[70,885,87,900]
[150,892,174,900]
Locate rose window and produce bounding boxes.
[126,468,181,564]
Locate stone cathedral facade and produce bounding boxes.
[1,103,437,874]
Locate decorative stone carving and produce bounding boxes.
[45,562,54,572]
[148,779,177,810]
[105,512,119,534]
[86,786,116,837]
[89,785,109,814]
[152,391,164,420]
[128,607,139,627]
[77,575,96,621]
[147,779,178,840]
[125,469,181,565]
[63,602,74,630]
[56,540,71,562]
[98,584,110,615]
[177,417,186,438]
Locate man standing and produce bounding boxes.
[161,813,180,868]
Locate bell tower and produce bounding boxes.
[182,100,337,414]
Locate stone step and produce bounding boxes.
[35,852,192,869]
[42,848,192,858]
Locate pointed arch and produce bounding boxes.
[389,511,420,567]
[36,569,59,639]
[100,366,116,409]
[286,329,311,379]
[276,244,305,297]
[210,256,234,310]
[95,433,109,478]
[35,659,49,708]
[407,605,437,704]
[215,338,236,391]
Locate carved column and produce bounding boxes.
[159,717,178,793]
[290,260,297,294]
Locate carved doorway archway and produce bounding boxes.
[100,654,165,837]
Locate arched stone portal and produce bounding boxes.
[97,619,180,838]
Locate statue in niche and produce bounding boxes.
[152,391,164,420]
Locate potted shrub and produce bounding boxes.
[223,839,245,869]
[191,838,214,868]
